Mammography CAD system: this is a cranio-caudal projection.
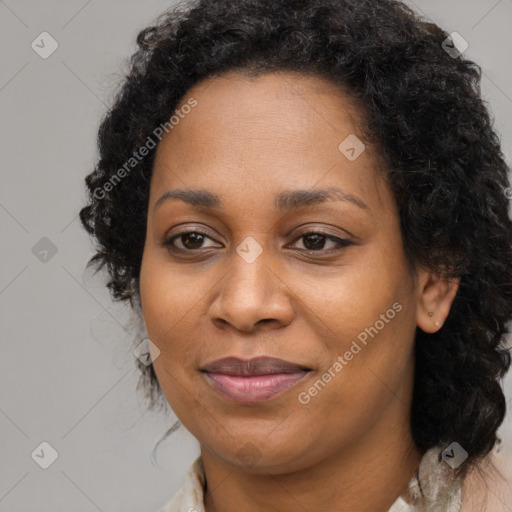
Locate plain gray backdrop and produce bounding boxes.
[1,0,511,511]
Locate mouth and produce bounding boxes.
[200,356,312,403]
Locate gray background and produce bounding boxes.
[1,1,511,511]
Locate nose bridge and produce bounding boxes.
[231,239,271,297]
[210,238,292,331]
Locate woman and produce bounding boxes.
[79,0,512,510]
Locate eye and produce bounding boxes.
[162,230,221,251]
[161,229,353,254]
[288,231,353,253]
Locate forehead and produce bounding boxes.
[169,70,366,146]
[150,70,395,218]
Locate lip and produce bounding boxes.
[203,371,310,403]
[200,356,312,403]
[200,356,311,375]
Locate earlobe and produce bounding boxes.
[416,270,460,334]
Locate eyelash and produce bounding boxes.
[161,229,353,255]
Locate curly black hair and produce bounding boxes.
[79,0,512,477]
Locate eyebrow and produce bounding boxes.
[153,186,371,213]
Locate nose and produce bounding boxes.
[208,248,294,333]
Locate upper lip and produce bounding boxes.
[200,356,311,376]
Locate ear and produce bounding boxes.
[415,269,460,333]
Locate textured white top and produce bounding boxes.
[158,445,464,512]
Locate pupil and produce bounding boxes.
[183,233,204,249]
[304,234,325,250]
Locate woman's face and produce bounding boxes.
[139,71,455,472]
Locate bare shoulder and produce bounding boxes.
[460,449,512,512]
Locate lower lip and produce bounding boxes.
[203,372,310,403]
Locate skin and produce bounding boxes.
[139,70,460,512]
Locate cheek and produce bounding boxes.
[139,250,218,410]
[139,249,209,338]
[293,308,415,455]
[294,246,416,417]
[139,256,189,381]
[291,239,409,346]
